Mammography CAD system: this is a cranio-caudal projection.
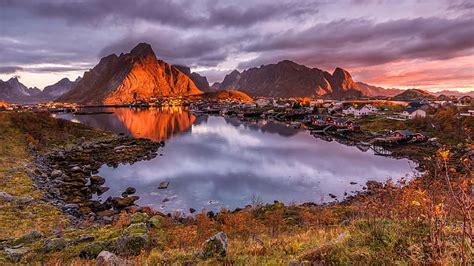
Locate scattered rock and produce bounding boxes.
[71,166,82,172]
[79,241,111,259]
[90,175,106,185]
[328,193,337,199]
[158,182,169,189]
[42,238,70,253]
[115,234,148,257]
[200,232,228,259]
[18,196,34,204]
[97,186,110,195]
[349,181,357,185]
[110,196,139,209]
[62,203,80,215]
[189,208,196,214]
[289,260,304,266]
[4,247,29,262]
[0,192,14,202]
[51,170,63,178]
[124,187,136,195]
[97,251,130,266]
[75,234,95,243]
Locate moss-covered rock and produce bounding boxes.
[42,237,71,253]
[115,234,149,257]
[200,232,228,259]
[79,241,112,259]
[149,215,163,228]
[124,223,148,235]
[130,212,149,224]
[12,230,43,246]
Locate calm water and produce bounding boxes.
[56,107,416,213]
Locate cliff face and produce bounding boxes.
[216,60,364,98]
[173,65,211,92]
[58,43,202,104]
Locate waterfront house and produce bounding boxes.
[334,118,354,128]
[349,123,361,131]
[391,130,415,139]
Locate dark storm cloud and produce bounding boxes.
[238,16,474,69]
[1,0,472,89]
[0,66,23,74]
[1,0,321,28]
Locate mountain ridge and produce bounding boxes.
[58,43,203,104]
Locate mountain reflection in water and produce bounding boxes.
[57,107,196,141]
[56,108,416,213]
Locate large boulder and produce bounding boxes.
[79,241,112,259]
[4,247,29,262]
[200,232,228,259]
[12,230,44,245]
[42,237,70,253]
[96,251,130,266]
[115,234,149,257]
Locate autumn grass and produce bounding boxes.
[0,111,471,264]
[0,112,67,241]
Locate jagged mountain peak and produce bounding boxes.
[58,43,202,104]
[130,43,155,58]
[216,60,363,98]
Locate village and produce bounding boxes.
[1,94,473,149]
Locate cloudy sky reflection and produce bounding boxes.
[97,116,416,213]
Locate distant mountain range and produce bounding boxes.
[0,76,79,104]
[1,42,472,104]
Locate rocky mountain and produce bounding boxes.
[173,65,211,92]
[215,60,364,99]
[58,43,202,105]
[42,77,80,99]
[355,82,403,97]
[0,77,45,103]
[392,89,435,100]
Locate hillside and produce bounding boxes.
[197,89,253,102]
[392,89,435,100]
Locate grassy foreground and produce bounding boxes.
[0,111,472,265]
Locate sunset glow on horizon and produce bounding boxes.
[0,0,473,92]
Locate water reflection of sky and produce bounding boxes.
[77,110,418,214]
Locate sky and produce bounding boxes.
[0,0,473,92]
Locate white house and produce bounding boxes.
[460,110,474,117]
[309,99,324,107]
[342,106,357,115]
[255,98,271,107]
[402,108,426,119]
